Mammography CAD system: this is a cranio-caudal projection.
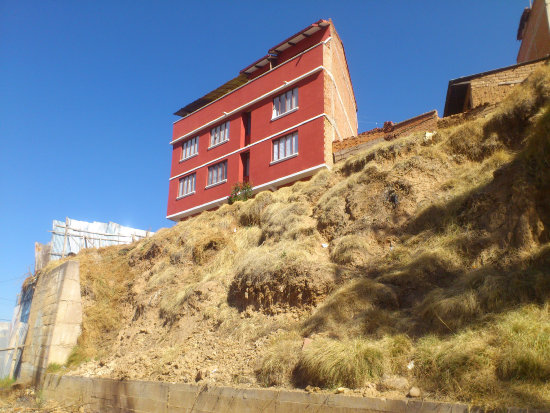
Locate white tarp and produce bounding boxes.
[50,217,151,260]
[0,287,33,378]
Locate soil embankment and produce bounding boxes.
[38,66,550,410]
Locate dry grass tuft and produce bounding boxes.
[415,304,550,408]
[192,232,230,265]
[495,304,550,382]
[294,337,384,388]
[238,191,274,226]
[330,234,371,265]
[256,331,302,387]
[445,119,500,162]
[228,240,334,312]
[77,245,137,359]
[303,278,398,338]
[260,201,316,242]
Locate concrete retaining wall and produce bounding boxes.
[19,261,82,384]
[41,374,479,413]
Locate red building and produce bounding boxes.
[167,20,357,221]
[517,0,550,64]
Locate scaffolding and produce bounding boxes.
[49,217,152,261]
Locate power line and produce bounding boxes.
[0,276,26,284]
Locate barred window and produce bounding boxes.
[178,173,196,197]
[181,136,199,160]
[207,160,227,186]
[210,121,230,147]
[272,132,298,162]
[272,88,298,119]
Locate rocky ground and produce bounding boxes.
[0,387,88,413]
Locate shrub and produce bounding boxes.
[228,181,253,205]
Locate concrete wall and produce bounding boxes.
[42,374,476,413]
[18,260,82,384]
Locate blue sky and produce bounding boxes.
[0,1,527,321]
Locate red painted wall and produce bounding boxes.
[276,27,329,66]
[518,0,550,63]
[171,45,324,140]
[167,33,329,220]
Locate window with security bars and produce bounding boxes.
[181,136,199,160]
[272,132,298,162]
[178,173,196,197]
[272,88,298,119]
[207,160,227,186]
[210,121,230,147]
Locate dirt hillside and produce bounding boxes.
[43,65,550,409]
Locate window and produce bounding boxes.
[272,88,298,119]
[181,136,199,161]
[272,132,298,162]
[178,173,196,197]
[210,121,230,147]
[207,160,227,186]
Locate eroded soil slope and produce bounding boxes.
[45,66,550,409]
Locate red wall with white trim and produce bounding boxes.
[167,26,333,220]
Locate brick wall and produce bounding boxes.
[469,59,548,108]
[323,22,358,145]
[333,110,438,163]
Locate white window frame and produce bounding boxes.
[206,160,228,187]
[178,173,196,198]
[272,87,298,120]
[272,132,298,164]
[209,121,230,148]
[181,136,199,161]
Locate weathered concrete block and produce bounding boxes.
[18,260,82,385]
[169,384,202,408]
[122,379,170,402]
[116,394,168,413]
[55,300,83,324]
[50,323,81,346]
[41,375,531,413]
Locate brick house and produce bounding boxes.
[443,56,549,117]
[166,20,357,221]
[443,1,550,117]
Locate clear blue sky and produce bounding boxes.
[0,1,528,321]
